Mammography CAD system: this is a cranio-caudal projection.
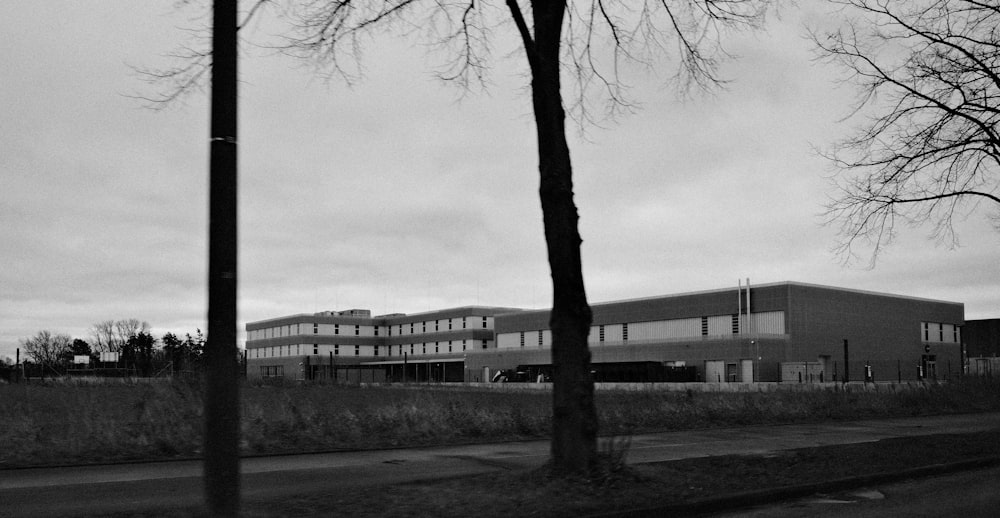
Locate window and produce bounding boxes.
[374,346,379,356]
[482,317,488,329]
[448,341,453,353]
[261,365,283,378]
[354,345,359,356]
[701,316,708,336]
[599,325,605,343]
[334,345,340,356]
[939,323,944,342]
[335,324,340,335]
[422,343,426,354]
[410,323,414,334]
[313,324,318,334]
[410,344,414,354]
[520,332,525,348]
[375,326,380,336]
[313,344,318,355]
[623,323,629,342]
[435,342,439,353]
[538,330,543,347]
[923,322,929,341]
[462,317,467,329]
[435,320,439,331]
[731,314,740,334]
[448,319,453,330]
[482,339,488,349]
[355,325,360,336]
[422,322,426,332]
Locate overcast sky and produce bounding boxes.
[2,1,997,361]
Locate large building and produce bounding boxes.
[245,281,965,384]
[245,306,521,383]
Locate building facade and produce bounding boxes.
[245,306,520,383]
[964,319,1000,358]
[467,282,964,383]
[245,281,965,384]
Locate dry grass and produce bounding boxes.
[2,377,999,468]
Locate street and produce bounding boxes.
[2,412,999,517]
[706,465,1000,517]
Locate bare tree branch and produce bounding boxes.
[128,0,273,109]
[813,0,1000,265]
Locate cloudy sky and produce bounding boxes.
[2,1,996,361]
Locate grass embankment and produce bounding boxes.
[2,378,999,468]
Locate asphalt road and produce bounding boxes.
[706,465,1000,518]
[2,412,999,517]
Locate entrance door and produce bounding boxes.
[922,355,938,380]
[726,363,738,383]
[705,360,725,383]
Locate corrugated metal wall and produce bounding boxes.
[497,311,786,350]
[750,311,785,335]
[630,318,702,341]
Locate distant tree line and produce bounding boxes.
[7,319,208,379]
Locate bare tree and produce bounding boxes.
[21,330,72,369]
[148,0,769,474]
[90,319,151,353]
[282,0,768,474]
[813,0,1000,264]
[90,320,118,353]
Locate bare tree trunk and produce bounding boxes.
[528,1,598,474]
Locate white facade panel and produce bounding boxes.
[922,321,959,343]
[497,332,520,349]
[749,311,786,335]
[317,324,337,335]
[541,329,552,347]
[706,315,732,336]
[941,323,954,343]
[604,324,624,343]
[629,318,701,341]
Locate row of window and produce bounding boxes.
[922,322,961,344]
[497,312,786,349]
[250,339,491,359]
[397,316,489,335]
[249,316,492,341]
[260,365,284,378]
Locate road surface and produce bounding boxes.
[2,412,999,517]
[706,465,1000,518]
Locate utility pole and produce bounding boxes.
[205,1,239,516]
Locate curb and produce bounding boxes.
[588,456,1000,517]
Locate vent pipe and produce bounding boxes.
[737,279,743,333]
